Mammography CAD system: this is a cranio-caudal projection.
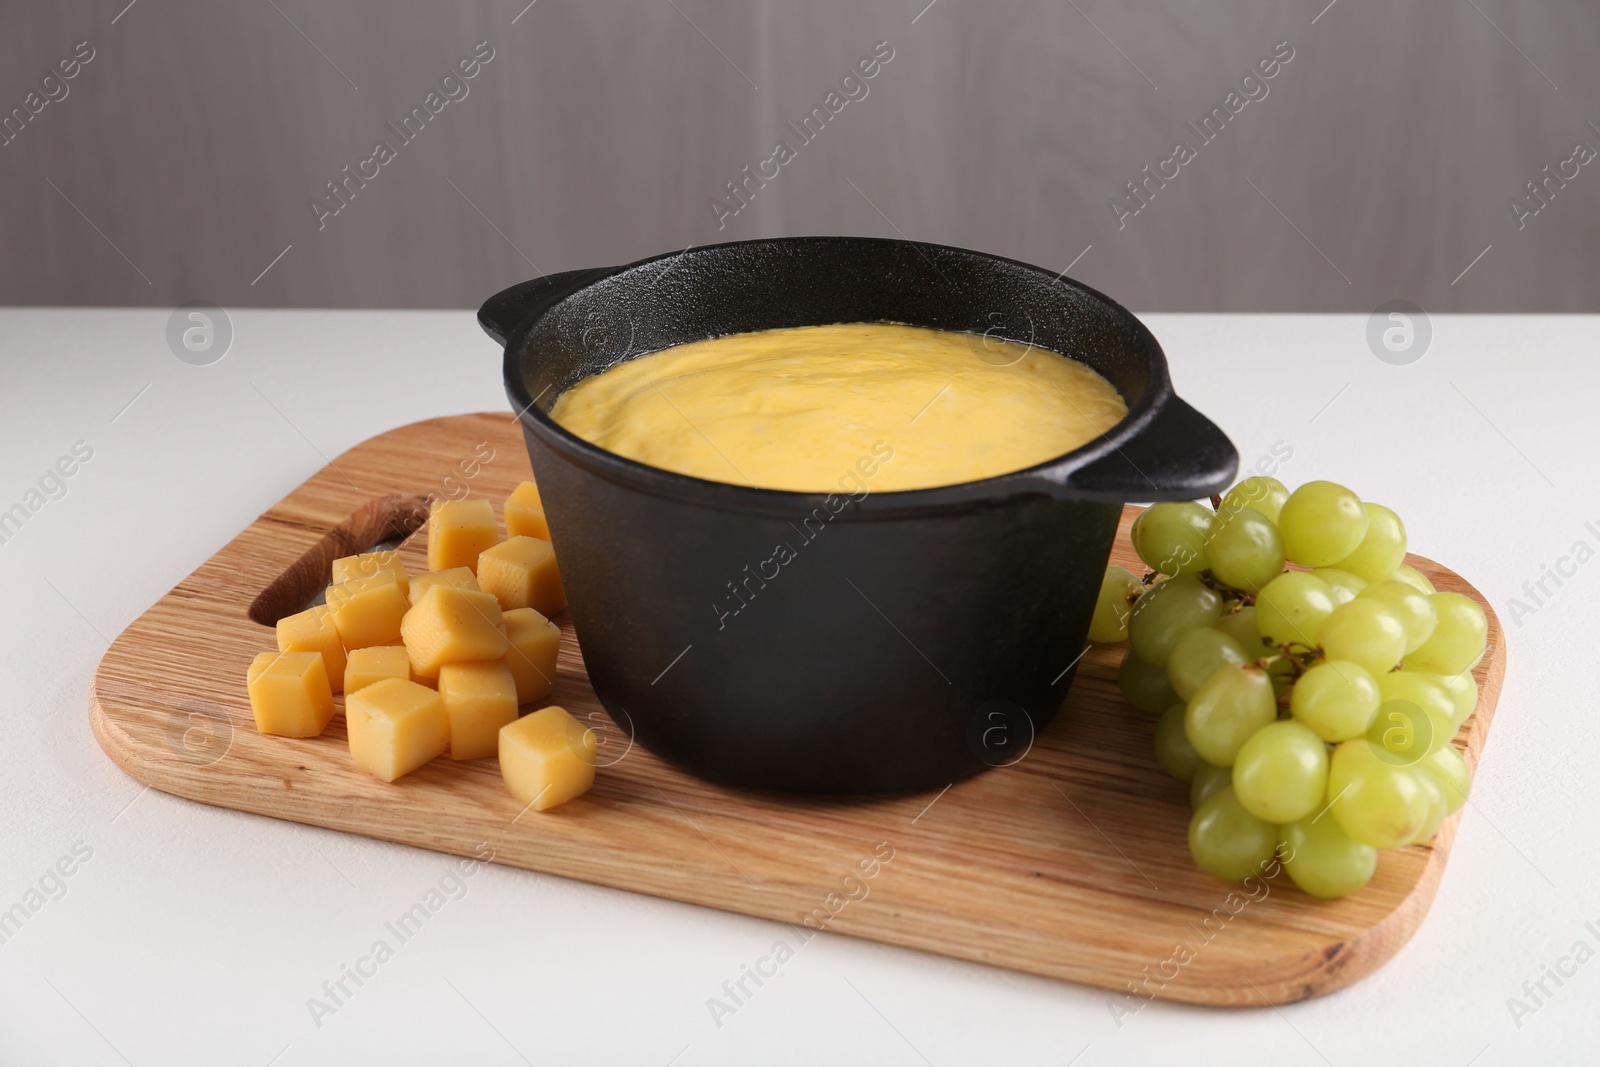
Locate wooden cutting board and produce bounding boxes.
[89,413,1505,1007]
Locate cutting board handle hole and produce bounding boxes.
[248,493,430,626]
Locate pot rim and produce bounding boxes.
[496,235,1213,519]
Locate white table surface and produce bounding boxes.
[1,309,1593,1066]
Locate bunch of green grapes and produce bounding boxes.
[1089,477,1487,899]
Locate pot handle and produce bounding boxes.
[478,267,617,345]
[1051,393,1238,502]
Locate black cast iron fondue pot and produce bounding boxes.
[480,236,1237,795]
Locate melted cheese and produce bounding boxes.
[551,322,1127,493]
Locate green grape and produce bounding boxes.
[1316,599,1408,676]
[1327,739,1432,848]
[1231,720,1330,823]
[1188,786,1279,882]
[1279,481,1368,567]
[1128,576,1223,668]
[1333,503,1408,580]
[1403,593,1488,675]
[1256,571,1336,650]
[1118,650,1179,714]
[1218,475,1289,524]
[1439,672,1479,726]
[1358,579,1438,654]
[1406,769,1449,845]
[1390,564,1436,595]
[1089,565,1144,643]
[1131,501,1213,577]
[1311,568,1368,606]
[1289,660,1380,742]
[1365,702,1433,769]
[1266,654,1298,698]
[1281,815,1377,899]
[1374,671,1456,761]
[1155,705,1204,781]
[1190,762,1232,809]
[1378,671,1456,723]
[1166,628,1252,700]
[1418,744,1471,815]
[1184,664,1277,766]
[1214,605,1267,654]
[1207,507,1287,593]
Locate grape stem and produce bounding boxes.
[1255,641,1323,679]
[1198,570,1255,603]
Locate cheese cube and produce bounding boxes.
[502,607,560,705]
[326,572,410,649]
[331,550,409,595]
[504,480,551,541]
[428,498,499,574]
[478,536,567,616]
[344,645,413,694]
[499,706,596,812]
[437,661,519,760]
[247,651,336,737]
[345,678,450,782]
[275,605,347,694]
[400,585,509,680]
[408,566,481,606]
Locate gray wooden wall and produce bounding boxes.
[2,0,1595,311]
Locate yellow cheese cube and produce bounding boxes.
[428,498,499,574]
[478,536,567,616]
[345,677,450,782]
[275,605,347,694]
[344,645,413,694]
[326,572,410,649]
[408,566,481,606]
[504,480,551,541]
[400,585,509,680]
[437,661,519,760]
[331,550,409,595]
[499,706,596,812]
[502,607,560,705]
[247,651,336,737]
